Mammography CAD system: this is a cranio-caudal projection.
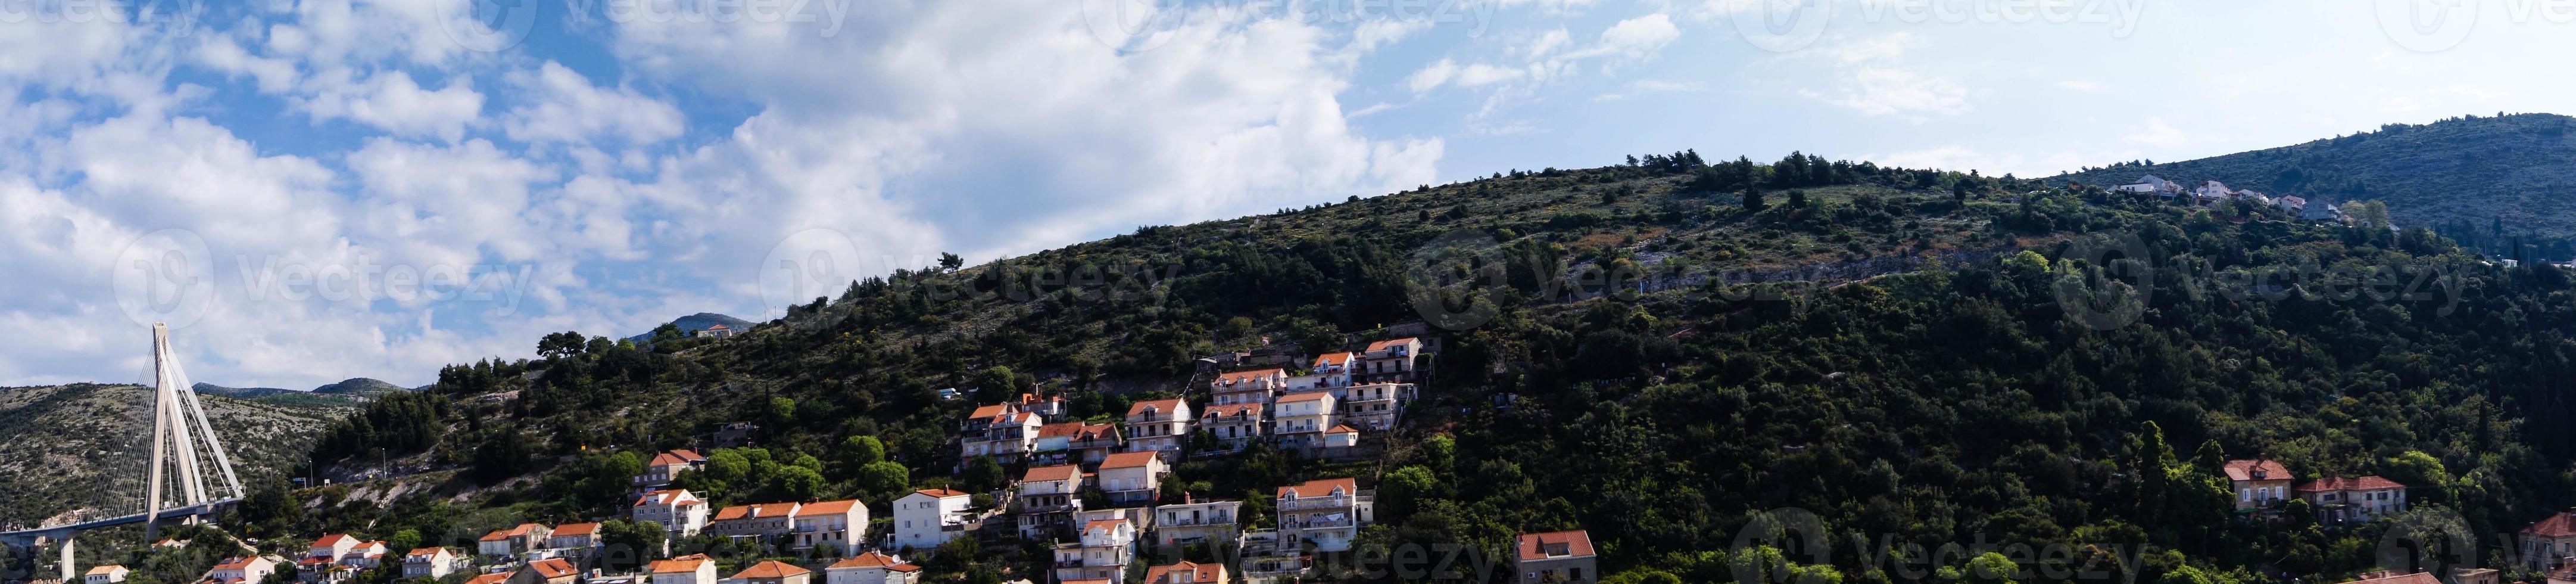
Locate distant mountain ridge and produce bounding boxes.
[625,312,753,343]
[194,377,410,398]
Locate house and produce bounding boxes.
[2117,175,2179,197]
[1328,383,1412,432]
[548,523,602,551]
[1068,423,1124,465]
[1033,422,1086,465]
[1073,507,1153,538]
[464,572,514,584]
[1354,338,1423,383]
[86,566,129,584]
[2193,181,2235,206]
[825,552,922,584]
[2522,511,2576,569]
[1199,403,1265,450]
[1124,399,1192,454]
[725,561,812,584]
[1323,425,1360,449]
[2302,197,2344,221]
[695,324,735,338]
[650,554,721,584]
[1211,369,1287,406]
[308,535,361,566]
[1152,500,1241,548]
[2222,459,2293,515]
[2278,195,2307,213]
[1016,464,1087,539]
[1275,478,1373,552]
[1512,531,1598,584]
[2332,571,2440,584]
[1051,520,1138,583]
[342,541,388,569]
[638,450,707,491]
[508,559,579,584]
[297,555,350,584]
[2294,476,2408,524]
[1020,393,1069,421]
[891,489,975,551]
[204,557,278,584]
[479,524,553,557]
[1097,452,1168,507]
[1142,561,1230,584]
[707,502,802,539]
[960,402,1043,465]
[1286,353,1354,392]
[633,489,712,536]
[1271,392,1337,449]
[790,499,869,554]
[401,548,456,579]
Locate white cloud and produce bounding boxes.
[297,70,485,142]
[1829,68,1970,118]
[501,62,685,145]
[1588,14,1682,60]
[1829,32,1920,64]
[2124,116,2190,147]
[1409,58,1461,93]
[2057,80,2108,92]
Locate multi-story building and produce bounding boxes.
[2222,459,2293,516]
[1069,423,1124,465]
[1512,530,1598,584]
[1152,501,1240,548]
[478,524,553,557]
[1200,403,1265,450]
[547,523,600,551]
[509,558,579,584]
[1097,451,1168,507]
[726,561,813,584]
[84,566,129,584]
[1051,520,1137,583]
[1333,383,1412,432]
[2294,476,2408,525]
[1033,421,1086,466]
[401,548,456,579]
[1275,478,1373,552]
[707,502,802,539]
[1143,561,1230,584]
[2524,512,2576,570]
[204,557,278,584]
[1125,399,1192,454]
[960,403,1043,465]
[1286,353,1354,392]
[1211,369,1287,406]
[649,554,719,584]
[1354,338,1422,383]
[632,489,711,536]
[791,499,869,554]
[637,450,706,491]
[1016,464,1087,539]
[825,551,922,584]
[1271,392,1336,449]
[891,489,975,551]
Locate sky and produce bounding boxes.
[3,0,2572,389]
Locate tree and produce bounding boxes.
[1786,189,1810,209]
[598,520,666,572]
[768,396,798,425]
[773,465,825,501]
[1744,190,1766,212]
[471,430,529,484]
[537,331,585,359]
[972,366,1027,403]
[960,456,1006,493]
[856,461,911,498]
[1376,465,1442,523]
[840,436,887,470]
[2132,422,2172,528]
[940,252,965,271]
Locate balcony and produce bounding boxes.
[1283,518,1355,530]
[1279,496,1358,511]
[1159,516,1235,527]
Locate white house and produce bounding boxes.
[960,403,1043,465]
[401,548,456,579]
[204,557,279,584]
[1276,478,1373,553]
[1199,403,1265,450]
[2295,476,2409,524]
[650,554,720,584]
[2302,197,2343,221]
[1016,465,1086,539]
[1355,338,1423,383]
[825,551,922,584]
[1051,520,1138,583]
[1210,369,1287,406]
[790,499,868,554]
[707,502,801,539]
[478,524,552,557]
[2118,174,2179,197]
[633,489,711,536]
[1286,352,1355,391]
[547,523,601,551]
[1152,500,1241,548]
[694,324,735,338]
[1124,399,1192,454]
[1271,392,1337,449]
[637,450,706,491]
[891,489,974,551]
[1097,451,1168,507]
[86,566,129,584]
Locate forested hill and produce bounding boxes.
[2052,113,2576,256]
[253,150,2576,584]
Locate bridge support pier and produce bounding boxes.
[54,538,68,583]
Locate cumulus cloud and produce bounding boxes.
[500,63,686,145]
[297,70,485,142]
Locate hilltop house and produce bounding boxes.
[84,566,128,584]
[1200,403,1265,450]
[1051,520,1139,583]
[638,450,706,492]
[650,554,720,584]
[478,524,552,557]
[547,523,600,551]
[1016,464,1087,539]
[2223,459,2294,517]
[694,324,735,339]
[791,499,869,554]
[2524,512,2576,570]
[2302,198,2344,222]
[1097,451,1168,507]
[2117,175,2180,197]
[1211,369,1287,406]
[825,551,922,584]
[1355,338,1423,383]
[632,489,711,536]
[1271,392,1337,449]
[1152,500,1241,548]
[2278,195,2307,213]
[507,558,579,584]
[708,502,801,539]
[892,489,975,551]
[204,557,279,584]
[1142,561,1230,584]
[1124,399,1192,454]
[401,548,456,579]
[2294,476,2408,524]
[1513,530,1598,584]
[725,561,813,584]
[1275,478,1373,552]
[960,403,1042,465]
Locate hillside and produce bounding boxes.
[625,313,754,344]
[2052,113,2576,256]
[0,384,350,527]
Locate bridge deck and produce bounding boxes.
[0,499,236,546]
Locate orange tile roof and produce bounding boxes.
[1278,477,1357,499]
[478,530,510,542]
[526,558,578,579]
[1024,464,1082,483]
[1085,519,1129,535]
[313,534,354,548]
[729,561,810,579]
[2295,476,2406,492]
[1202,403,1263,418]
[86,566,124,576]
[404,548,447,559]
[2334,572,2441,584]
[634,489,697,507]
[1327,424,1358,434]
[1143,561,1227,584]
[885,563,921,573]
[912,488,971,498]
[464,572,512,584]
[1075,423,1121,441]
[1216,369,1284,385]
[1127,398,1184,417]
[650,450,704,467]
[1277,392,1332,403]
[650,554,712,574]
[714,502,800,521]
[1365,338,1418,352]
[2527,512,2576,538]
[1517,530,1596,561]
[551,522,600,537]
[797,499,860,515]
[1037,421,1086,438]
[969,404,1009,419]
[1312,352,1354,369]
[1100,451,1161,469]
[827,551,905,569]
[2222,459,2291,482]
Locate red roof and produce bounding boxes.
[1075,423,1121,441]
[2527,512,2576,538]
[1312,352,1354,369]
[634,489,698,507]
[313,534,355,548]
[1277,392,1333,403]
[1365,338,1418,352]
[650,554,712,574]
[729,561,810,579]
[1127,398,1185,417]
[464,572,512,584]
[1101,451,1161,470]
[1278,477,1357,499]
[1024,464,1082,483]
[404,548,447,560]
[1038,421,1086,438]
[828,551,905,569]
[2222,459,2291,482]
[1085,519,1130,535]
[1202,403,1262,418]
[1215,369,1284,386]
[969,403,1009,419]
[2294,476,2406,492]
[649,450,704,467]
[1327,424,1358,434]
[526,558,578,579]
[912,488,971,498]
[1142,561,1228,583]
[797,499,861,516]
[1517,530,1596,561]
[715,502,800,521]
[551,522,600,537]
[2334,572,2441,584]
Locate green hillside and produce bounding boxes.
[0,384,350,527]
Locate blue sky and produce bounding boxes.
[2,0,2569,389]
